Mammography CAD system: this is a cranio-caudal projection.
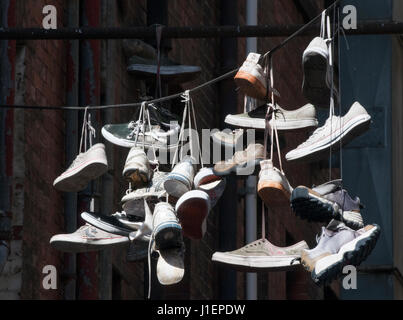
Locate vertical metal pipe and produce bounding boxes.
[245,0,258,301]
[77,0,100,300]
[64,0,80,300]
[218,0,238,299]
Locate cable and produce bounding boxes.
[0,0,340,111]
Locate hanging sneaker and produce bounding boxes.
[301,221,380,285]
[257,160,293,207]
[212,238,308,271]
[225,104,318,131]
[164,156,196,198]
[194,167,226,209]
[122,147,153,188]
[213,143,265,176]
[291,179,364,230]
[152,202,183,250]
[234,52,280,100]
[211,129,244,148]
[286,102,371,162]
[175,190,211,240]
[101,121,180,150]
[53,143,108,192]
[122,171,169,218]
[49,224,129,253]
[127,55,201,84]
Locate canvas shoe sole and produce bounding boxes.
[286,114,371,162]
[225,114,318,131]
[164,173,193,198]
[258,180,292,207]
[290,186,364,230]
[50,233,129,253]
[310,225,380,285]
[211,252,301,272]
[175,190,210,240]
[234,70,267,100]
[302,47,329,108]
[53,145,108,192]
[156,248,185,285]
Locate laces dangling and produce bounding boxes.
[79,106,96,154]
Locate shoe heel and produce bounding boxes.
[154,223,183,250]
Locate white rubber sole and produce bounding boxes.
[212,252,300,270]
[50,235,129,253]
[313,225,380,277]
[225,114,318,131]
[286,114,371,161]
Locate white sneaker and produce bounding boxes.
[194,167,226,209]
[53,143,108,192]
[122,147,153,187]
[164,156,196,198]
[286,102,371,162]
[152,202,183,250]
[49,224,129,253]
[257,160,293,207]
[157,247,185,286]
[175,190,211,240]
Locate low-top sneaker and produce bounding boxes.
[257,160,293,207]
[212,238,308,272]
[301,221,380,285]
[194,167,226,209]
[122,147,153,187]
[101,121,180,150]
[164,156,196,198]
[291,179,364,230]
[122,171,169,216]
[49,224,129,253]
[225,104,318,131]
[213,143,265,176]
[53,143,108,192]
[286,102,371,162]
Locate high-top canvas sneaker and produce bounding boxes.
[152,202,183,251]
[291,179,364,230]
[225,104,318,131]
[212,238,308,272]
[175,190,211,240]
[49,224,129,253]
[286,102,371,162]
[164,156,196,198]
[301,221,380,285]
[213,143,265,176]
[122,147,153,188]
[53,143,108,192]
[257,160,293,206]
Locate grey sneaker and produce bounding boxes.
[49,224,129,253]
[164,156,196,198]
[286,102,371,162]
[101,121,180,150]
[225,104,318,131]
[212,238,308,271]
[301,221,380,285]
[122,171,169,217]
[291,179,364,229]
[53,143,108,192]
